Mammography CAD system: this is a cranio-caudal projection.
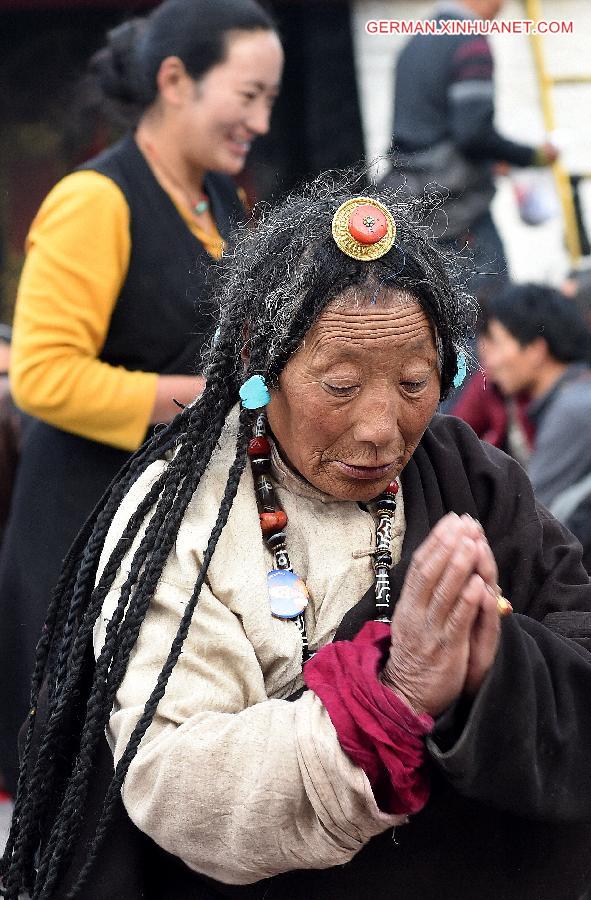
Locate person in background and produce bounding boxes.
[451,274,591,463]
[0,0,283,796]
[449,332,535,468]
[484,283,591,565]
[385,0,558,303]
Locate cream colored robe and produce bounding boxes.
[94,407,406,885]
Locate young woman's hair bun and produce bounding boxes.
[89,18,151,122]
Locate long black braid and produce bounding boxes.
[0,172,476,898]
[1,426,182,889]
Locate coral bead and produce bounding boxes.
[247,436,271,458]
[347,204,388,245]
[259,510,288,534]
[385,480,399,495]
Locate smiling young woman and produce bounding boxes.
[135,24,282,231]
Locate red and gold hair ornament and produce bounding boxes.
[331,196,396,261]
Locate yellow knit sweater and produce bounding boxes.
[11,169,225,451]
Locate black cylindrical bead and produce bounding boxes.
[374,568,391,618]
[274,548,291,570]
[266,530,287,550]
[254,413,267,437]
[297,615,311,660]
[376,532,391,552]
[251,456,271,476]
[375,515,392,553]
[255,475,275,506]
[374,551,392,568]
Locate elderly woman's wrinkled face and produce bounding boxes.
[266,291,440,501]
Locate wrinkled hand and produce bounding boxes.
[381,513,501,717]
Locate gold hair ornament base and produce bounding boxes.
[331,196,396,261]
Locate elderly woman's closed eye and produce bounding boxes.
[4,179,591,900]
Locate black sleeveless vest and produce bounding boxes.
[79,133,245,376]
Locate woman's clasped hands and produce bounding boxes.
[382,513,501,717]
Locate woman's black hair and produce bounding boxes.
[0,171,474,898]
[90,0,277,124]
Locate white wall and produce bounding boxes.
[351,0,591,282]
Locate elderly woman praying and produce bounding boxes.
[2,178,591,900]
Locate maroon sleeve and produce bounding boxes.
[304,621,433,815]
[451,372,508,448]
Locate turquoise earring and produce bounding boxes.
[453,351,467,389]
[239,375,271,410]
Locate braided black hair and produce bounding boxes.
[0,171,475,898]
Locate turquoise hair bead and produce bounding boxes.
[239,375,271,409]
[453,350,467,389]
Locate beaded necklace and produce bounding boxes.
[139,138,210,217]
[247,412,399,661]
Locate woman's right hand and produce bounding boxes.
[381,513,499,718]
[150,374,205,424]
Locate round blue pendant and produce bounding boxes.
[267,569,309,620]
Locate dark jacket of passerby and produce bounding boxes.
[390,2,540,237]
